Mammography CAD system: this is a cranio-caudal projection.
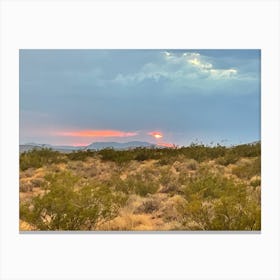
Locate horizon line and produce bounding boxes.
[19,139,261,148]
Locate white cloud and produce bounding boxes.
[210,68,237,79]
[112,51,241,86]
[162,51,171,57]
[184,52,238,79]
[188,57,213,69]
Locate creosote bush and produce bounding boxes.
[232,157,261,179]
[250,178,261,187]
[20,148,66,171]
[122,175,159,197]
[135,197,161,214]
[178,170,261,230]
[20,172,126,230]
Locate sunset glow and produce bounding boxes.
[148,131,163,139]
[58,130,138,138]
[157,142,175,148]
[72,142,89,147]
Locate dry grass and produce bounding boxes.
[19,219,36,231]
[19,146,261,231]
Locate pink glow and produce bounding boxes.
[57,130,138,138]
[148,131,163,139]
[157,142,175,148]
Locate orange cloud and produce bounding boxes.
[157,142,175,148]
[148,131,163,139]
[58,130,138,138]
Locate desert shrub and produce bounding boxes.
[232,157,261,179]
[186,159,199,170]
[49,165,61,173]
[134,150,151,161]
[250,178,261,187]
[108,172,160,197]
[157,156,178,166]
[160,182,180,194]
[67,161,99,178]
[159,170,181,194]
[179,143,226,162]
[98,147,163,164]
[31,178,44,188]
[67,160,85,172]
[216,153,239,166]
[216,143,261,166]
[173,159,198,172]
[20,168,34,178]
[20,180,33,192]
[20,148,66,171]
[177,171,261,230]
[20,142,260,171]
[133,181,159,197]
[210,196,261,230]
[120,175,159,197]
[135,198,161,214]
[20,177,44,192]
[157,158,169,166]
[105,176,134,194]
[99,148,134,164]
[82,166,99,178]
[20,172,126,230]
[178,195,260,230]
[66,150,96,161]
[182,171,244,200]
[160,195,185,222]
[230,142,261,158]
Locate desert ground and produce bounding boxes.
[19,143,261,231]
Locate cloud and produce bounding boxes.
[112,51,240,86]
[185,53,238,79]
[162,51,172,57]
[57,130,138,137]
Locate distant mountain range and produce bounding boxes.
[19,141,159,153]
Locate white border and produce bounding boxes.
[1,1,279,279]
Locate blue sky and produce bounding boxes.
[19,49,260,147]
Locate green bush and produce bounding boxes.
[178,171,260,230]
[230,142,261,158]
[20,148,66,171]
[232,157,261,179]
[66,150,96,161]
[159,170,181,194]
[73,142,262,165]
[216,143,261,166]
[179,143,226,162]
[20,172,126,230]
[20,142,261,170]
[216,153,239,166]
[114,175,159,197]
[134,181,159,197]
[210,196,261,230]
[182,171,245,200]
[134,151,151,161]
[250,178,261,187]
[98,148,134,164]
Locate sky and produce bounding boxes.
[19,49,260,147]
